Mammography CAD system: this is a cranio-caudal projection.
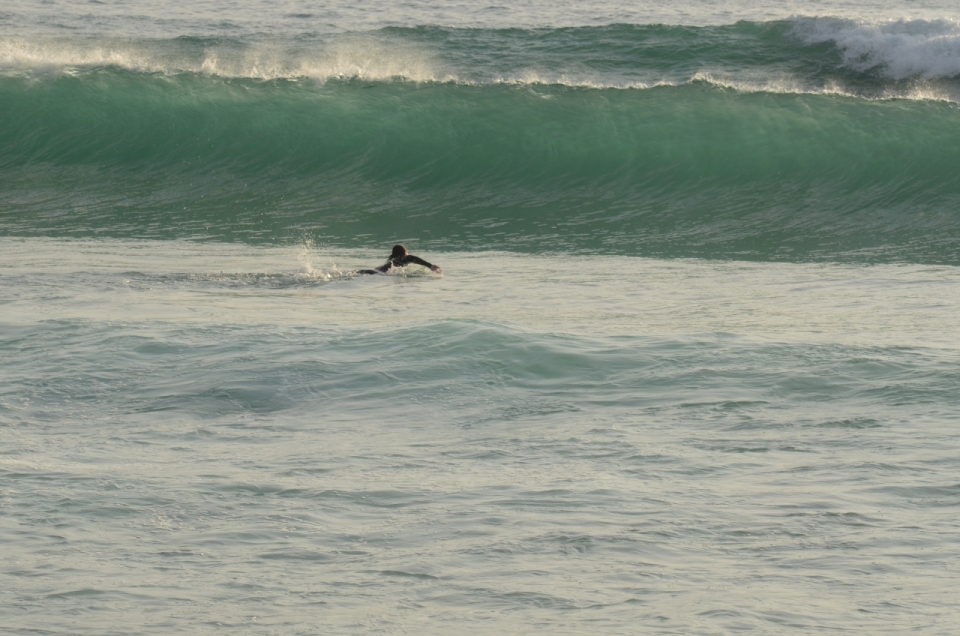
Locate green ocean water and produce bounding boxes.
[3,21,960,261]
[3,6,960,635]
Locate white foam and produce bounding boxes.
[0,35,449,83]
[489,71,657,90]
[3,24,960,102]
[791,16,960,79]
[0,38,167,75]
[199,37,450,83]
[689,70,960,102]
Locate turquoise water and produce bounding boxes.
[4,20,960,262]
[3,1,960,634]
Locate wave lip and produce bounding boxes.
[3,17,960,98]
[0,34,449,83]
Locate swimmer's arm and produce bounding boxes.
[402,255,442,273]
[357,261,391,275]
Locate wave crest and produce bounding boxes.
[3,17,960,98]
[793,17,960,79]
[0,35,447,83]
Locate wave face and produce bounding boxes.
[2,19,960,263]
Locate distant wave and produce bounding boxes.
[2,18,960,100]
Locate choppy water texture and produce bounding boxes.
[3,239,960,634]
[2,1,960,634]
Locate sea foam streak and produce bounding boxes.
[0,35,447,83]
[3,18,960,96]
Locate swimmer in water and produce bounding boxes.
[358,245,443,275]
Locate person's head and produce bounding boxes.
[391,244,408,259]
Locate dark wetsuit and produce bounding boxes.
[359,254,436,275]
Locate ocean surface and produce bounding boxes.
[2,1,960,634]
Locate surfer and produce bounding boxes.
[358,245,443,275]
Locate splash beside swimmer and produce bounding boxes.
[358,245,443,275]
